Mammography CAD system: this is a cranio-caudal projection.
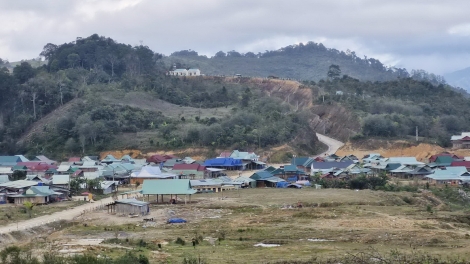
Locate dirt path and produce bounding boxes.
[0,194,141,234]
[315,133,344,157]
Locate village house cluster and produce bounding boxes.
[0,148,468,207]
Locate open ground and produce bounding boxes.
[7,187,470,263]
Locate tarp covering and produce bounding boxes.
[276,182,290,188]
[168,218,187,223]
[287,176,297,182]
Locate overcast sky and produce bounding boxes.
[1,0,470,74]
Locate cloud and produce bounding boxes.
[448,23,470,36]
[0,0,470,74]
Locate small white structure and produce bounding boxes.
[168,68,201,76]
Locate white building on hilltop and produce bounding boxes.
[168,68,201,76]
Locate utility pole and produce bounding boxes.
[416,126,418,142]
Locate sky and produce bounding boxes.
[1,0,470,75]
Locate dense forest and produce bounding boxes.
[163,42,449,85]
[0,34,318,159]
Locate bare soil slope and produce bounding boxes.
[337,139,470,161]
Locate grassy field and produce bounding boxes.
[0,200,87,225]
[11,188,470,263]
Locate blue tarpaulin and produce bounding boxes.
[276,182,290,188]
[168,218,187,224]
[287,176,297,182]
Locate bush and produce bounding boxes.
[175,237,186,246]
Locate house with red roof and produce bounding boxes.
[17,162,58,175]
[146,154,168,164]
[172,163,207,179]
[450,161,470,171]
[451,133,470,149]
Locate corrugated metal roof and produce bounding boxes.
[57,164,71,172]
[0,180,38,189]
[14,155,29,162]
[116,198,148,206]
[386,157,424,165]
[0,167,12,174]
[0,175,10,184]
[265,176,286,183]
[426,166,469,180]
[204,158,243,167]
[141,179,197,195]
[250,171,273,180]
[230,150,258,160]
[232,176,256,183]
[101,181,118,189]
[0,156,21,166]
[190,179,222,187]
[84,171,99,180]
[52,175,70,185]
[310,161,354,170]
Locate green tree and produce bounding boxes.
[241,88,251,107]
[10,170,26,181]
[86,178,101,193]
[13,62,35,84]
[23,201,35,218]
[327,64,341,79]
[70,178,85,195]
[67,53,80,68]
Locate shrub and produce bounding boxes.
[175,237,186,246]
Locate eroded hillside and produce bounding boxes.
[337,139,470,161]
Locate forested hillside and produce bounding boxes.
[0,34,320,159]
[309,73,470,146]
[1,34,469,159]
[163,42,446,85]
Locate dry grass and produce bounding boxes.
[0,201,86,225]
[98,91,232,119]
[16,188,470,263]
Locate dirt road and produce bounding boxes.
[0,194,141,234]
[315,133,344,157]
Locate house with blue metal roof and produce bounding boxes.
[0,156,21,167]
[204,158,243,170]
[425,167,470,185]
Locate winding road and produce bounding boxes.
[315,132,344,157]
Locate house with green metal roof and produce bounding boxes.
[291,157,315,173]
[9,186,58,204]
[428,156,454,168]
[250,171,273,180]
[264,166,276,172]
[141,179,196,204]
